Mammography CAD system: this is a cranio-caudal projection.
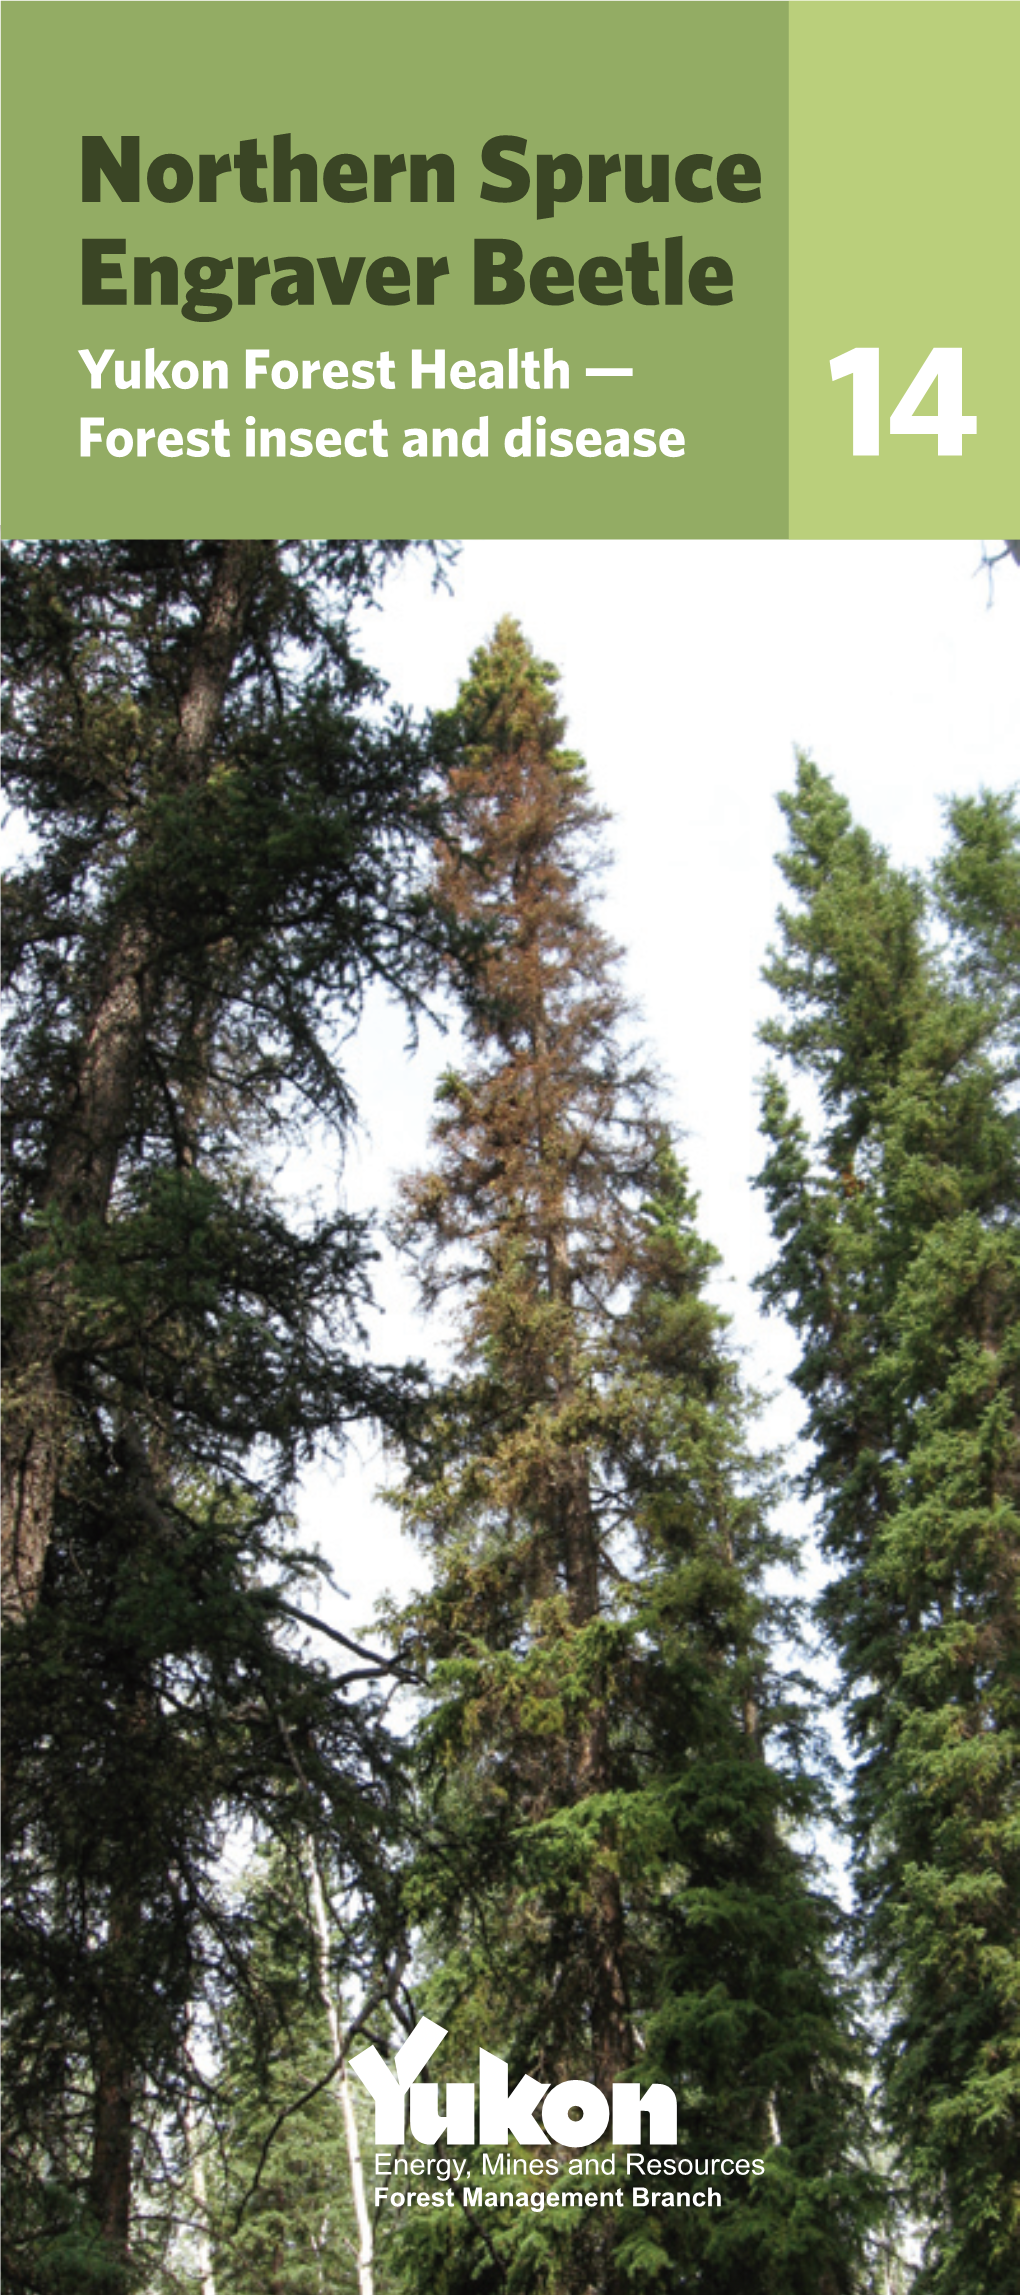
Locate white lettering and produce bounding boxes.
[412,347,446,388]
[542,2080,610,2148]
[409,2081,476,2144]
[78,347,115,388]
[349,2018,447,2143]
[612,2083,678,2144]
[478,2049,549,2145]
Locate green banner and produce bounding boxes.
[1,1,1015,538]
[789,2,1017,538]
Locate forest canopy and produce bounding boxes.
[2,543,1017,2295]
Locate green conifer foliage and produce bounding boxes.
[388,627,877,2294]
[207,1848,373,2295]
[2,539,450,1618]
[758,761,1020,2294]
[1,541,447,2282]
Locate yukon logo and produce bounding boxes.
[349,2018,678,2148]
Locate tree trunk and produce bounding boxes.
[1,541,272,1619]
[531,972,635,2088]
[588,1862,633,2092]
[88,1893,141,2261]
[185,2007,217,2295]
[306,1852,375,2295]
[88,2032,133,2252]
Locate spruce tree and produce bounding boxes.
[2,539,449,1619]
[1,540,448,2283]
[387,624,878,2295]
[758,761,1020,2294]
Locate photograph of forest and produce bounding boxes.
[2,539,1017,2295]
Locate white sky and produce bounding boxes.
[300,538,1018,1651]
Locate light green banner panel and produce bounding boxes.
[1,1,789,539]
[789,2,1018,539]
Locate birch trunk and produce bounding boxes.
[185,2092,217,2295]
[306,1854,375,2295]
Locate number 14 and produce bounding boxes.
[830,347,976,457]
